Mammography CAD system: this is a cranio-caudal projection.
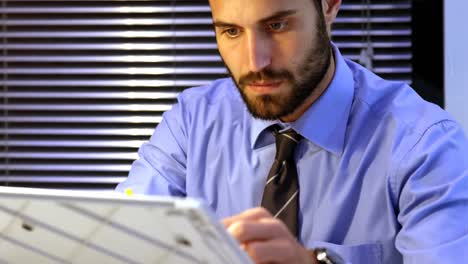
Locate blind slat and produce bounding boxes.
[3,116,163,124]
[1,92,179,99]
[3,16,411,26]
[0,41,411,50]
[0,152,137,160]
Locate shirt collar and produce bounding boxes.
[250,43,355,155]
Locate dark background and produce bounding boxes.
[411,0,444,107]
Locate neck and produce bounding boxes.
[279,52,336,123]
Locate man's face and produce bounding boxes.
[210,0,332,120]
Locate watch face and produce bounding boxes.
[314,248,344,264]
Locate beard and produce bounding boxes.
[227,12,332,120]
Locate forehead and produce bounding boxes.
[209,0,314,24]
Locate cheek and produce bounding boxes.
[283,32,313,68]
[218,44,243,78]
[272,36,303,74]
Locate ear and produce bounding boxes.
[321,0,341,29]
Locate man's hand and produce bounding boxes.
[223,207,316,264]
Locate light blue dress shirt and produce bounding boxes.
[117,45,468,263]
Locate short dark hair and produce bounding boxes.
[312,0,324,14]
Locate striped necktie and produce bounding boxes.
[261,127,302,237]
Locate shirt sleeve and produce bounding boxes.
[115,95,189,197]
[394,120,468,263]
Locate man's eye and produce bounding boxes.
[224,28,240,37]
[268,21,288,32]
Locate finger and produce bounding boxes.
[227,218,291,244]
[244,238,309,264]
[223,207,272,228]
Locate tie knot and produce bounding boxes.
[273,128,302,161]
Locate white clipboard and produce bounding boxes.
[0,187,253,264]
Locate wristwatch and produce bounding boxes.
[313,248,344,264]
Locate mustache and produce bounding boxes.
[238,68,293,86]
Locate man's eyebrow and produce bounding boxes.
[258,9,298,24]
[213,21,239,28]
[213,9,298,28]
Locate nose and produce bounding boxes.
[246,31,272,72]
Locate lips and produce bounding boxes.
[246,80,283,95]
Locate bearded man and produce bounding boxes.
[117,0,468,263]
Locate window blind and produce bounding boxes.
[0,0,412,190]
